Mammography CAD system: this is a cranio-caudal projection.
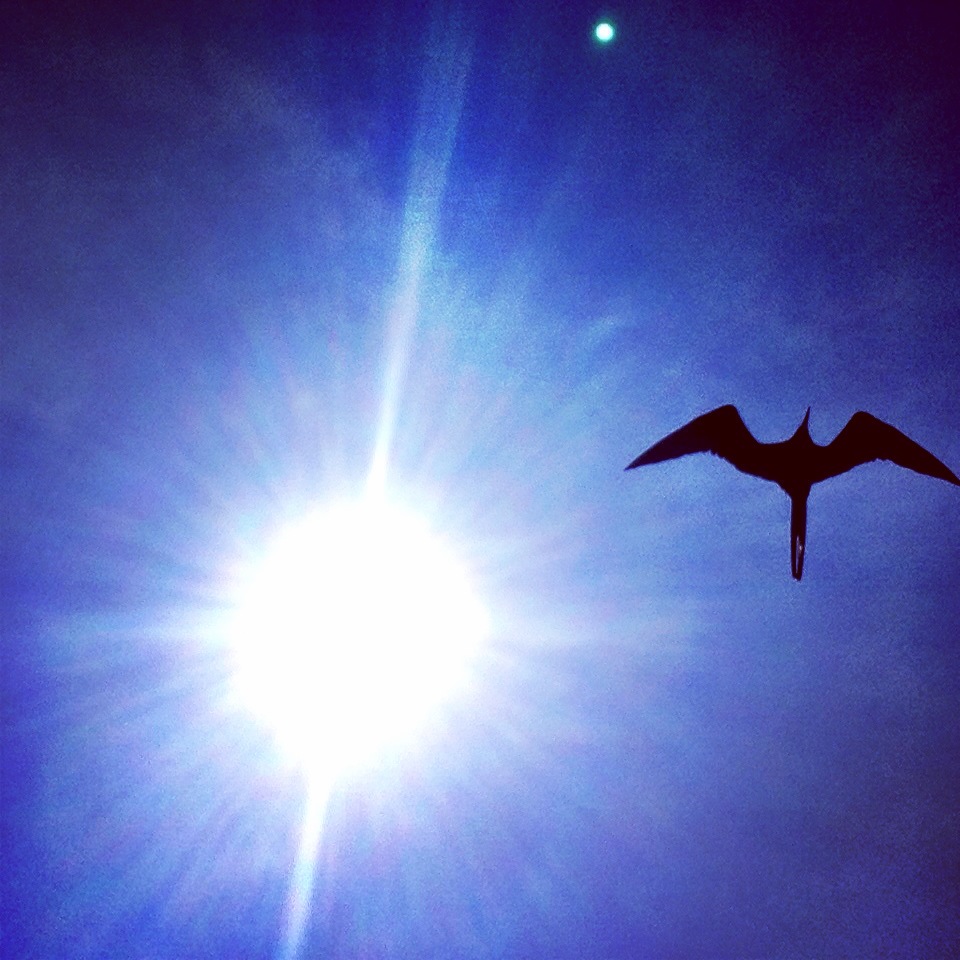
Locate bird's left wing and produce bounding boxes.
[816,411,960,485]
[625,405,760,472]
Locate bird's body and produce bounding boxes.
[626,405,959,579]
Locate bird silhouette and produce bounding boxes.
[626,405,959,580]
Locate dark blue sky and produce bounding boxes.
[3,2,959,958]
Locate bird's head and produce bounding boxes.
[793,407,812,439]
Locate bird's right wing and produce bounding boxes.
[625,405,760,471]
[817,411,960,485]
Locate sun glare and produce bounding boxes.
[225,496,489,780]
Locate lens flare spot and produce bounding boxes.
[594,20,616,44]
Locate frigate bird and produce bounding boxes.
[626,405,959,580]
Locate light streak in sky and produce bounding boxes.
[369,14,472,498]
[277,774,331,960]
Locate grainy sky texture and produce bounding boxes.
[3,2,959,958]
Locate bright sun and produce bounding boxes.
[225,495,489,779]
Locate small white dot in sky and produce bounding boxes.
[594,21,615,43]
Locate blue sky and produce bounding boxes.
[3,1,959,957]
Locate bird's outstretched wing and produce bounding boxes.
[816,411,960,485]
[625,405,762,473]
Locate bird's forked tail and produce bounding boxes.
[790,493,808,581]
